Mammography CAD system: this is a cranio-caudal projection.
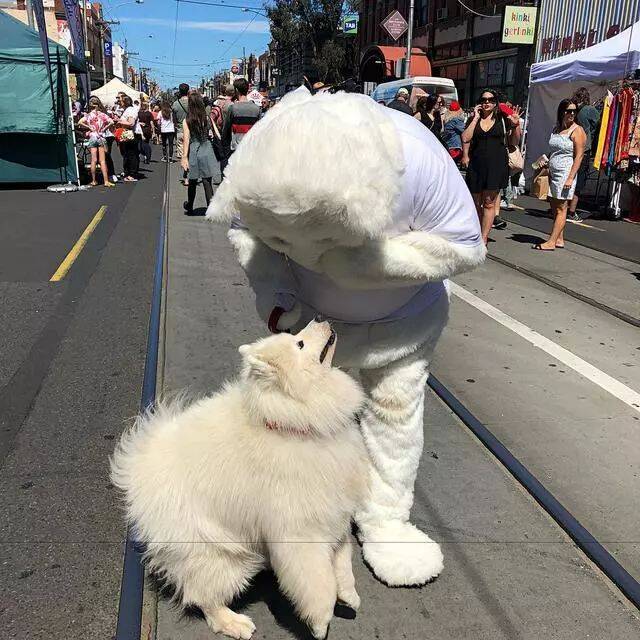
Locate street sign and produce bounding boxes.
[343,14,359,35]
[502,5,537,44]
[381,10,408,42]
[104,41,112,57]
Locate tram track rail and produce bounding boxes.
[114,164,639,639]
[115,160,169,640]
[487,253,640,329]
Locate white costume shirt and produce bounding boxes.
[283,108,482,323]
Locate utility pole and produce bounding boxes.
[405,0,415,79]
[25,0,35,28]
[82,0,89,60]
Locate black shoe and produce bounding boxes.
[493,216,507,230]
[183,200,193,215]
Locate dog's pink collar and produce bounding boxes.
[265,420,310,437]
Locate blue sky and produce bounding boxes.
[102,0,272,88]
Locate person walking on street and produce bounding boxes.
[77,96,115,187]
[159,101,176,161]
[462,89,521,245]
[568,87,600,221]
[172,83,190,159]
[535,99,586,251]
[414,95,444,141]
[118,95,140,182]
[137,101,154,164]
[387,88,413,116]
[181,92,220,214]
[442,100,465,163]
[221,78,260,173]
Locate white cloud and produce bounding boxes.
[119,17,269,33]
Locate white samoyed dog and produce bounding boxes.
[110,319,369,639]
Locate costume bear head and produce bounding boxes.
[206,88,406,268]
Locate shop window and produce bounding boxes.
[505,56,516,84]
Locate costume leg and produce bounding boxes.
[355,343,444,587]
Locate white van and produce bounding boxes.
[371,77,458,107]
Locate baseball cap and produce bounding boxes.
[397,88,409,97]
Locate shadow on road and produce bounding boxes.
[508,232,546,245]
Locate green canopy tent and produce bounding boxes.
[0,10,85,183]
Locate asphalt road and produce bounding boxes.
[501,195,640,265]
[0,161,165,639]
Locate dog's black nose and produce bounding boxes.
[314,314,325,322]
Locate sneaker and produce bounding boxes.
[568,211,582,222]
[161,156,167,162]
[110,175,118,183]
[500,200,508,208]
[183,200,193,215]
[493,216,507,230]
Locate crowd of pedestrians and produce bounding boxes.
[386,86,523,244]
[72,76,609,247]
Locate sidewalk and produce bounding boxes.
[501,194,640,265]
[152,164,639,639]
[487,217,640,324]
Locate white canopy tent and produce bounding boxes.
[525,21,640,185]
[91,77,148,108]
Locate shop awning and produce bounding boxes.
[360,45,431,82]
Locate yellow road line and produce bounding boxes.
[566,219,605,230]
[50,205,107,282]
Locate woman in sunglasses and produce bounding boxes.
[461,89,521,244]
[534,99,586,250]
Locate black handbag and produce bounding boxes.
[209,114,225,162]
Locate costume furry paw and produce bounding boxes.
[358,520,444,587]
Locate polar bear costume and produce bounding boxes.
[206,88,485,587]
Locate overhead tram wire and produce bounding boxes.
[171,0,180,83]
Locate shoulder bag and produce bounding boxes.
[502,118,524,175]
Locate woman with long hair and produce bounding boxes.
[77,96,115,187]
[159,101,176,161]
[137,101,154,164]
[118,95,140,182]
[462,88,521,244]
[534,99,586,250]
[181,92,220,214]
[414,95,443,140]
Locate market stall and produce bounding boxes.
[0,10,84,184]
[91,77,149,108]
[524,20,640,197]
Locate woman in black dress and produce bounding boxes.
[414,95,443,142]
[462,89,521,244]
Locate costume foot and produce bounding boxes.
[206,608,256,640]
[358,520,443,587]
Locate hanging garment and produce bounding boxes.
[601,94,617,170]
[615,88,633,165]
[626,91,640,158]
[594,92,612,170]
[606,96,621,172]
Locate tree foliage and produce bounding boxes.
[266,0,355,83]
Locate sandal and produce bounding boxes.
[533,244,555,251]
[89,181,98,187]
[104,182,115,187]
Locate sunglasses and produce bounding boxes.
[480,97,497,103]
[564,108,577,114]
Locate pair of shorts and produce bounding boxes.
[85,137,106,149]
[574,153,591,196]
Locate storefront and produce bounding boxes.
[535,0,640,62]
[430,14,531,107]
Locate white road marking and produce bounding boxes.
[449,282,640,414]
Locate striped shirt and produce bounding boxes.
[222,100,261,152]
